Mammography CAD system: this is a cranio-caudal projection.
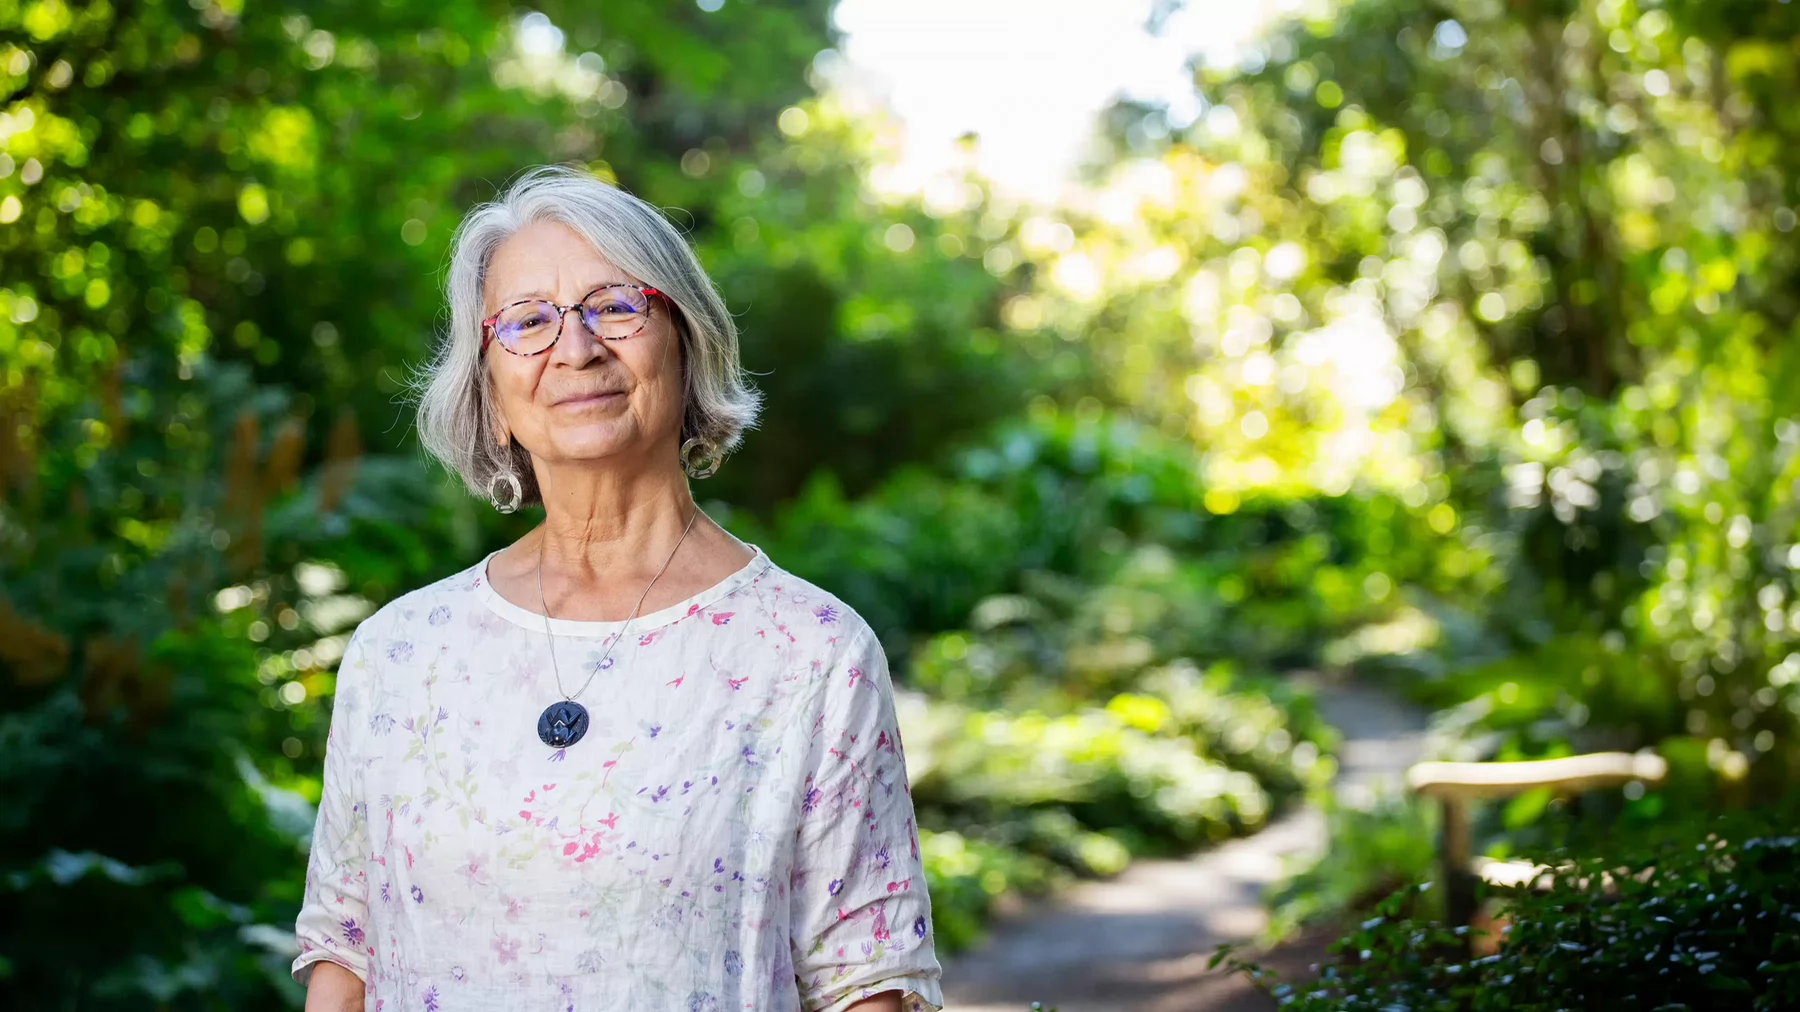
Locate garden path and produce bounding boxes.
[937,674,1430,1012]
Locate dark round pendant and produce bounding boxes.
[538,700,590,748]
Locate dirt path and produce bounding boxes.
[938,676,1430,1011]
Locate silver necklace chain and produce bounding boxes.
[537,507,700,703]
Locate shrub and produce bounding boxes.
[901,666,1334,953]
[1220,807,1800,1011]
[917,828,1065,953]
[1262,795,1438,943]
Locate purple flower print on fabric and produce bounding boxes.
[788,624,943,1011]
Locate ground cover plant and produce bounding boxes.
[1220,805,1800,1011]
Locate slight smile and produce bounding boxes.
[554,391,626,409]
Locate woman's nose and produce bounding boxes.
[548,307,609,364]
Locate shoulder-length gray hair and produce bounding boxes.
[413,164,760,507]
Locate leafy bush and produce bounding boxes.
[894,646,1334,954]
[923,704,1271,847]
[1262,796,1438,943]
[916,828,1065,954]
[896,666,1333,955]
[1223,807,1800,1011]
[744,408,1446,668]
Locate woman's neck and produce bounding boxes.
[536,460,695,565]
[494,456,754,622]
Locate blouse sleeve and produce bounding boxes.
[790,625,945,1012]
[291,612,380,986]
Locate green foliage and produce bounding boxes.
[917,827,1064,954]
[912,665,1333,955]
[1067,0,1800,798]
[1262,796,1439,943]
[748,405,1451,672]
[917,692,1275,849]
[1223,806,1800,1011]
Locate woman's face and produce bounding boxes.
[482,220,684,476]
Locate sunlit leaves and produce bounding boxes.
[245,106,316,173]
[1045,0,1800,794]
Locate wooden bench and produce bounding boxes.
[1405,751,1669,932]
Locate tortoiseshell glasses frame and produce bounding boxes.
[480,283,666,357]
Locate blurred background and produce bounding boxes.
[3,0,1798,1007]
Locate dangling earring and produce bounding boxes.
[680,437,721,479]
[489,469,523,513]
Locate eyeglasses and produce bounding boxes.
[480,283,665,357]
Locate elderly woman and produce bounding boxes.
[292,166,943,1012]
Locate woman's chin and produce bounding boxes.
[541,428,659,466]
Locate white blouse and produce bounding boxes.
[292,545,944,1012]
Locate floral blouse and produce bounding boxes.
[292,545,944,1012]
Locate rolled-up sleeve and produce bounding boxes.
[791,625,944,1012]
[291,615,378,986]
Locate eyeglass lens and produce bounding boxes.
[493,286,651,353]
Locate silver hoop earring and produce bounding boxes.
[680,438,721,480]
[488,470,523,513]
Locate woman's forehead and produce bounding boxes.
[484,220,631,305]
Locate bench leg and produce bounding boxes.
[1440,798,1476,937]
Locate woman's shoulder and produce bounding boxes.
[728,552,880,653]
[347,556,491,647]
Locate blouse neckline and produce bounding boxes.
[472,541,773,638]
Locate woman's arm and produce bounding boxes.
[790,624,945,1012]
[292,613,383,993]
[844,991,903,1012]
[304,960,366,1012]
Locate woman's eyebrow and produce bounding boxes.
[492,279,632,304]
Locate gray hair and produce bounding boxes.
[413,164,760,506]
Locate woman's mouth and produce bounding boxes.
[555,391,625,409]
